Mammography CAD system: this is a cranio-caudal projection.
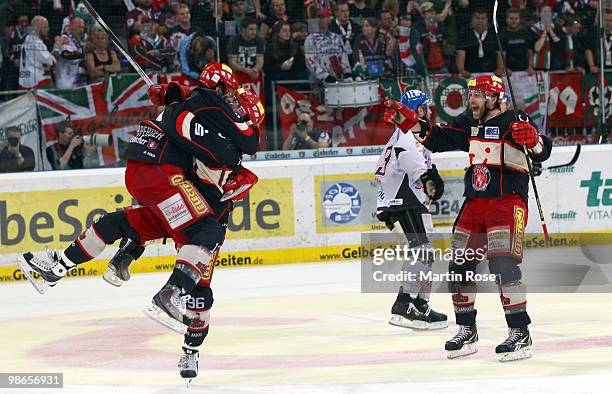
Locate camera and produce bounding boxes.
[7,137,19,147]
[81,133,112,147]
[296,120,309,133]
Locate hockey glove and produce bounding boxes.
[510,121,539,149]
[147,82,191,106]
[419,165,444,202]
[383,100,420,132]
[147,84,166,106]
[222,166,259,202]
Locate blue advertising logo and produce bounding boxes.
[323,182,361,224]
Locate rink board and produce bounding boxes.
[0,145,611,283]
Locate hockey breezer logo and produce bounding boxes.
[512,207,526,257]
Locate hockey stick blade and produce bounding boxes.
[220,183,252,202]
[545,144,581,171]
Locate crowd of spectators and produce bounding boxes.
[0,0,608,94]
[0,1,609,173]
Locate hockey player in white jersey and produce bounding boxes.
[375,90,447,330]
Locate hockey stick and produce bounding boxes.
[493,0,550,242]
[544,144,581,171]
[81,0,153,86]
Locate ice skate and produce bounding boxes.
[19,249,71,294]
[143,283,196,334]
[445,325,478,358]
[103,238,145,287]
[414,302,448,330]
[389,294,448,330]
[178,346,199,387]
[496,327,533,362]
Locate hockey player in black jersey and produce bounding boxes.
[383,75,552,362]
[377,90,447,330]
[19,63,264,383]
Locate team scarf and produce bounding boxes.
[399,26,416,67]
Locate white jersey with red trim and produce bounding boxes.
[375,128,432,211]
[55,34,86,89]
[18,33,55,89]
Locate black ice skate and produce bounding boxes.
[495,327,533,362]
[178,346,199,387]
[389,294,448,330]
[143,283,197,334]
[103,238,145,287]
[414,303,448,330]
[19,249,71,294]
[445,325,478,359]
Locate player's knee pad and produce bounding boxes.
[181,216,224,252]
[184,286,213,347]
[168,244,214,291]
[488,256,522,285]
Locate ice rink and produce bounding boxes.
[1,259,611,394]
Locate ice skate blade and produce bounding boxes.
[143,303,188,334]
[497,346,533,362]
[102,265,124,287]
[389,314,448,330]
[18,256,49,295]
[446,343,478,359]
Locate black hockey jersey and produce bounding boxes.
[417,109,552,202]
[161,87,259,169]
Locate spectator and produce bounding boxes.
[167,3,200,52]
[304,8,351,87]
[282,113,331,150]
[330,0,361,66]
[54,16,87,89]
[353,17,387,78]
[349,0,377,26]
[227,17,265,80]
[264,21,302,81]
[563,15,587,73]
[498,7,535,76]
[131,19,177,72]
[261,0,290,41]
[85,27,121,84]
[378,8,398,40]
[378,8,399,76]
[179,33,217,81]
[5,15,31,91]
[417,1,448,74]
[531,4,565,71]
[46,122,84,170]
[191,0,224,37]
[224,0,248,37]
[456,9,501,78]
[585,8,612,74]
[18,15,56,90]
[396,14,426,77]
[291,21,309,79]
[127,0,153,40]
[0,126,36,173]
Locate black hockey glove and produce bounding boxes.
[376,209,395,231]
[420,164,444,202]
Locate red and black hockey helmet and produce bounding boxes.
[198,62,239,95]
[467,75,506,99]
[236,87,265,128]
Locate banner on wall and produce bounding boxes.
[277,86,394,147]
[547,72,585,127]
[35,74,158,170]
[0,178,294,254]
[0,93,42,170]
